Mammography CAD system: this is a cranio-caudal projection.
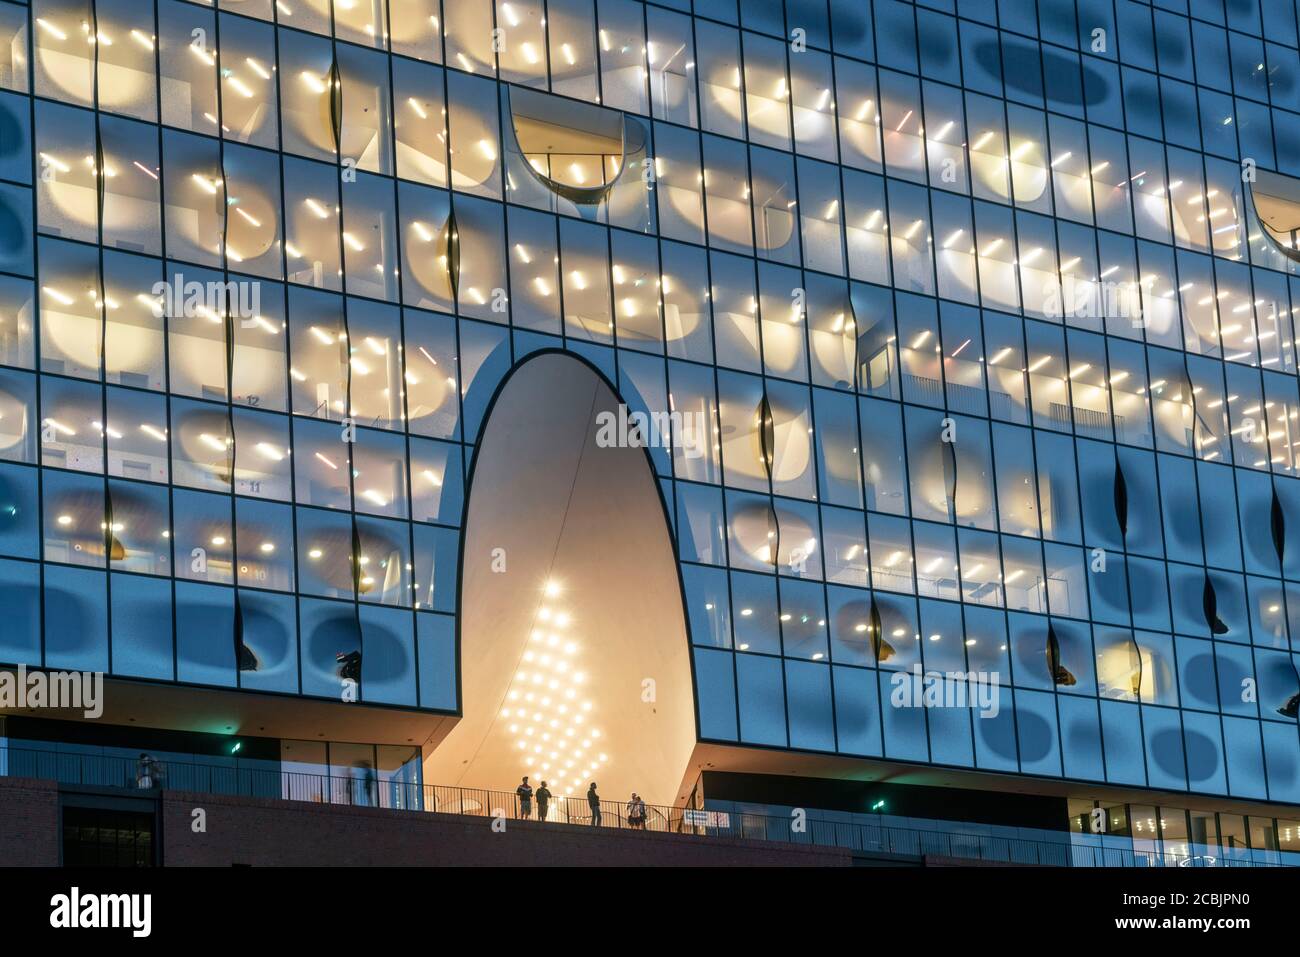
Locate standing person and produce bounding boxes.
[630,793,646,829]
[587,781,601,826]
[535,780,551,821]
[363,762,378,806]
[516,776,533,819]
[135,753,155,789]
[353,761,377,806]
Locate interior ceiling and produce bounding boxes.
[1252,169,1300,233]
[683,743,1300,822]
[0,673,454,748]
[514,113,623,156]
[510,87,624,154]
[424,353,696,807]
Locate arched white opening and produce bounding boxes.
[424,353,697,811]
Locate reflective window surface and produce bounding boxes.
[696,793,1300,867]
[2,0,1300,802]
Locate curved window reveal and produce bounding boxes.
[1249,168,1300,265]
[505,85,636,205]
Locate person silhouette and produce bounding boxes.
[535,780,552,820]
[515,776,533,819]
[628,792,646,829]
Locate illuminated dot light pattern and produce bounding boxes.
[500,581,607,801]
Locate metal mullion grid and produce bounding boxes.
[13,0,177,678]
[823,18,890,762]
[24,26,371,231]
[1097,9,1236,802]
[1098,255,1199,793]
[88,0,116,676]
[592,0,605,109]
[451,0,509,449]
[961,13,1060,780]
[971,8,1091,782]
[22,0,45,671]
[535,0,572,353]
[266,0,307,698]
[732,18,790,749]
[595,0,655,538]
[436,42,473,717]
[598,219,623,445]
[1024,0,1150,788]
[550,212,569,355]
[148,0,182,684]
[954,23,1028,768]
[434,0,447,64]
[1235,369,1296,826]
[547,0,601,350]
[381,0,422,713]
[1040,74,1139,787]
[1257,19,1300,786]
[762,83,809,746]
[94,0,264,686]
[207,1,247,690]
[1090,0,1198,792]
[597,0,629,384]
[1124,0,1232,799]
[533,0,1274,800]
[17,0,1289,785]
[39,0,1300,309]
[866,56,934,764]
[1108,0,1243,797]
[925,0,1024,769]
[905,0,985,769]
[165,20,475,681]
[489,0,501,79]
[847,65,941,764]
[272,2,1290,317]
[539,0,554,96]
[1217,66,1300,820]
[1176,346,1238,789]
[643,2,1298,168]
[438,5,471,715]
[501,6,1263,328]
[410,11,473,574]
[488,21,525,491]
[638,0,683,625]
[326,0,367,700]
[47,3,249,684]
[681,6,743,743]
[1263,32,1300,166]
[1199,59,1288,805]
[1104,7,1213,798]
[779,0,840,752]
[494,108,527,374]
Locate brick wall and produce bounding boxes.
[1,779,855,865]
[160,790,853,867]
[0,777,60,865]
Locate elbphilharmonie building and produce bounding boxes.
[3,0,1300,866]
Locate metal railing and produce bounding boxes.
[1,745,1291,866]
[1,746,286,799]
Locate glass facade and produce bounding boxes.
[1,0,1300,808]
[695,793,1300,865]
[1066,796,1300,866]
[0,726,424,808]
